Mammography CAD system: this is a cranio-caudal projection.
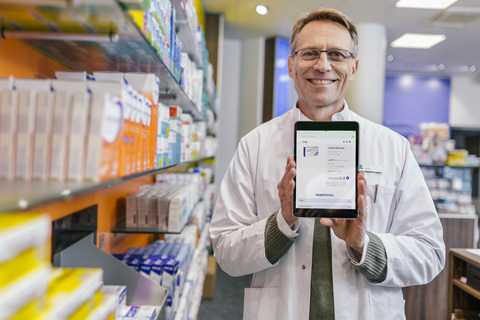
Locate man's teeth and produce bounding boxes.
[311,79,334,85]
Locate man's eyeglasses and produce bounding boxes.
[290,48,355,65]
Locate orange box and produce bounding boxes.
[84,92,124,182]
[124,73,160,171]
[87,80,130,177]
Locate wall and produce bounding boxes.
[215,37,265,193]
[215,38,241,192]
[383,75,450,137]
[238,37,265,138]
[449,75,480,128]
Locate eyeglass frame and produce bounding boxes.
[290,48,356,65]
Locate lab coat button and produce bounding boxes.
[302,265,306,270]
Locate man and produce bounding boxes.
[209,8,445,320]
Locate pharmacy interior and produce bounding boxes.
[1,0,480,320]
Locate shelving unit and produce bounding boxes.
[0,0,211,120]
[403,214,478,320]
[0,157,213,213]
[0,1,219,319]
[448,249,480,319]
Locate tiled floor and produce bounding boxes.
[198,263,252,320]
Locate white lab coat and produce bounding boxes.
[210,104,445,320]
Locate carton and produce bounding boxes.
[132,92,143,173]
[55,71,94,81]
[157,103,170,168]
[169,106,182,165]
[49,80,86,181]
[92,73,137,177]
[140,96,151,172]
[33,83,55,180]
[87,80,132,178]
[0,77,18,180]
[124,72,160,171]
[100,285,126,316]
[119,305,157,320]
[84,92,123,182]
[181,113,192,162]
[67,84,90,182]
[14,79,52,180]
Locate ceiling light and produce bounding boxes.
[386,54,395,62]
[256,5,268,15]
[469,65,477,72]
[391,33,446,49]
[395,0,458,9]
[437,63,445,71]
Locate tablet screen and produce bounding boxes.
[294,121,359,218]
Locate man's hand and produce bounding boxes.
[277,156,298,226]
[320,171,368,254]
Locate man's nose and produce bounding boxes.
[313,52,332,71]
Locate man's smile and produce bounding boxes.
[308,79,336,85]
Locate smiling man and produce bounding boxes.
[210,8,445,320]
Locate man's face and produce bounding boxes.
[288,21,358,114]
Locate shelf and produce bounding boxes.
[0,157,213,213]
[112,224,187,235]
[420,164,480,169]
[0,0,205,121]
[59,233,167,320]
[452,279,480,300]
[171,0,201,67]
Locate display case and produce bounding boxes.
[448,249,480,320]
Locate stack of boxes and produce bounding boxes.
[128,0,211,114]
[0,213,122,319]
[0,213,51,319]
[0,73,212,183]
[125,171,207,232]
[114,190,210,320]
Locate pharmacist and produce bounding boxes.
[209,8,445,320]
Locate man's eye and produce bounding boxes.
[301,50,318,58]
[329,50,347,59]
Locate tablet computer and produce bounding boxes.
[293,121,359,219]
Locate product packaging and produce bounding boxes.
[157,103,170,168]
[0,77,18,180]
[49,80,80,181]
[55,71,94,81]
[169,106,182,165]
[84,92,123,182]
[100,285,126,316]
[32,81,55,180]
[124,72,160,170]
[14,79,52,180]
[66,83,91,182]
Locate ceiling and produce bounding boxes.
[203,0,480,76]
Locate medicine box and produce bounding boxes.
[0,78,18,180]
[84,92,124,182]
[124,72,160,170]
[14,79,52,180]
[67,86,90,182]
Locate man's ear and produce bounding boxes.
[349,58,359,81]
[288,55,294,78]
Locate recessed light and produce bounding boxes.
[391,33,446,49]
[437,63,445,71]
[386,54,395,62]
[469,65,477,72]
[256,5,268,15]
[395,0,458,9]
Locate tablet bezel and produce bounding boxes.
[293,121,359,219]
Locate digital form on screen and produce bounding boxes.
[296,130,356,210]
